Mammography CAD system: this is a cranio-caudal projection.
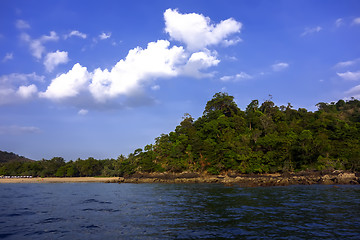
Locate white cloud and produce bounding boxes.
[0,72,41,105]
[21,31,59,59]
[272,62,289,72]
[65,30,87,39]
[301,26,322,36]
[99,32,111,40]
[0,125,40,135]
[164,8,242,50]
[337,71,360,81]
[15,19,30,29]
[235,72,252,79]
[0,88,16,105]
[352,17,360,25]
[2,53,13,62]
[40,31,59,42]
[220,72,252,81]
[89,40,186,102]
[335,18,344,27]
[180,50,220,78]
[222,37,242,47]
[78,109,88,115]
[44,50,69,72]
[17,84,38,98]
[40,39,219,106]
[346,85,360,98]
[151,85,160,91]
[40,63,91,100]
[0,72,44,85]
[220,76,233,81]
[335,59,358,68]
[225,55,238,61]
[0,78,40,105]
[17,10,235,109]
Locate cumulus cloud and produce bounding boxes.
[17,84,38,98]
[164,8,242,50]
[301,26,322,36]
[15,19,30,29]
[99,32,111,40]
[0,125,40,135]
[0,72,43,105]
[43,50,69,72]
[2,53,13,62]
[220,72,252,81]
[40,40,219,105]
[21,31,59,59]
[180,50,220,78]
[40,63,91,100]
[89,40,186,102]
[65,30,87,39]
[0,85,38,105]
[337,71,360,81]
[272,62,289,72]
[14,9,233,109]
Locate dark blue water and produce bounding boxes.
[0,183,359,239]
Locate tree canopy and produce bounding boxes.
[1,93,360,177]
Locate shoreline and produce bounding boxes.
[119,171,360,186]
[1,171,359,186]
[0,177,120,184]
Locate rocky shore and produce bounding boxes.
[1,171,358,186]
[118,170,360,187]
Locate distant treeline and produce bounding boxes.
[0,151,33,163]
[1,92,360,177]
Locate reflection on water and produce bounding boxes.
[0,183,359,239]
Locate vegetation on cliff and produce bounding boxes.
[1,92,360,177]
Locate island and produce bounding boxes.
[1,93,359,186]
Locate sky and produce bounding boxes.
[1,0,360,161]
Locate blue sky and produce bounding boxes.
[1,0,360,161]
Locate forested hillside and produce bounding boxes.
[0,151,33,163]
[125,93,360,175]
[1,92,359,177]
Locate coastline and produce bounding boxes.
[119,171,360,186]
[0,177,119,184]
[1,171,359,186]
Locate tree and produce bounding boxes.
[246,100,261,130]
[203,92,240,118]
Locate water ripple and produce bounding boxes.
[0,184,359,239]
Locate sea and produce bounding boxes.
[0,183,359,239]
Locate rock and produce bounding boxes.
[336,172,357,184]
[320,175,336,185]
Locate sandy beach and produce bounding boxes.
[1,171,359,186]
[0,177,120,184]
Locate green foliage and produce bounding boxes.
[2,92,360,176]
[0,150,33,163]
[141,92,360,174]
[204,92,241,118]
